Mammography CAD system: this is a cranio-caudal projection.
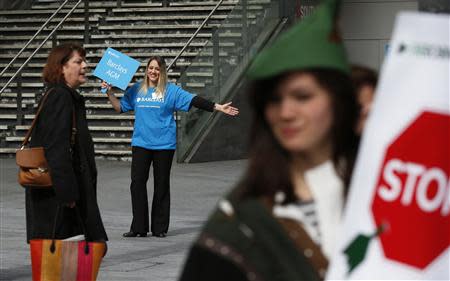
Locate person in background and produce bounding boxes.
[26,43,108,245]
[351,64,378,134]
[179,0,359,280]
[101,56,239,238]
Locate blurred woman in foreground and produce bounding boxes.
[179,0,359,280]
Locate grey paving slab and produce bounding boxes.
[0,158,246,281]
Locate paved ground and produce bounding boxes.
[0,157,247,281]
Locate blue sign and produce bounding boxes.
[93,47,140,92]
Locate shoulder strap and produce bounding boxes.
[259,198,329,279]
[21,89,53,147]
[276,218,329,279]
[242,198,325,280]
[21,89,77,148]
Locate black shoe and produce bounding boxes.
[123,231,147,238]
[152,232,166,238]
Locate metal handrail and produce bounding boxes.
[0,0,84,95]
[166,0,224,71]
[0,0,71,78]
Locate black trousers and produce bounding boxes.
[129,146,175,234]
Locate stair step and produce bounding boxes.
[83,114,135,120]
[111,6,234,13]
[91,33,213,39]
[0,22,243,33]
[0,35,84,41]
[0,93,36,98]
[0,148,16,154]
[0,16,100,25]
[170,0,238,6]
[84,42,208,48]
[0,104,28,108]
[88,126,133,131]
[0,71,185,78]
[96,149,131,156]
[14,125,133,131]
[0,147,132,156]
[5,136,131,143]
[102,16,259,25]
[0,114,134,121]
[0,7,106,18]
[0,71,212,80]
[0,61,214,69]
[27,0,270,9]
[93,137,131,143]
[2,81,206,89]
[0,26,89,32]
[31,1,162,9]
[0,33,241,42]
[85,103,113,109]
[97,24,222,31]
[0,51,225,59]
[0,114,17,119]
[0,8,106,16]
[84,42,234,49]
[169,0,270,6]
[105,14,229,22]
[4,136,22,142]
[82,93,124,98]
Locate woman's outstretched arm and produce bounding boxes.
[191,95,239,116]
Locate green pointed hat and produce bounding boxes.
[247,0,349,80]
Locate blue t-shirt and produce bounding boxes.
[120,82,194,150]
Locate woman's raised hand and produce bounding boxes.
[215,102,239,116]
[102,81,122,112]
[101,81,112,93]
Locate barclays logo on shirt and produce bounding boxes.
[136,96,164,103]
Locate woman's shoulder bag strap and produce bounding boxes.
[21,89,77,148]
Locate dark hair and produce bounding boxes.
[235,68,359,202]
[351,65,378,92]
[42,43,86,84]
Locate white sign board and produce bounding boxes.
[327,12,449,280]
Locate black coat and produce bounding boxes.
[26,83,108,242]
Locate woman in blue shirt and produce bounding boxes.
[102,56,238,238]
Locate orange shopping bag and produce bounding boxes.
[29,207,106,281]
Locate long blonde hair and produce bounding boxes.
[139,56,167,97]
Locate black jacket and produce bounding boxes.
[26,83,108,242]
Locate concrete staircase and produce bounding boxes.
[0,0,273,160]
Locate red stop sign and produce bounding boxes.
[371,111,450,269]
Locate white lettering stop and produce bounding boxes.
[378,158,450,215]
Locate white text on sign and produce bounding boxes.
[378,158,450,215]
[106,59,127,80]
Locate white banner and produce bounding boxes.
[327,12,450,280]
